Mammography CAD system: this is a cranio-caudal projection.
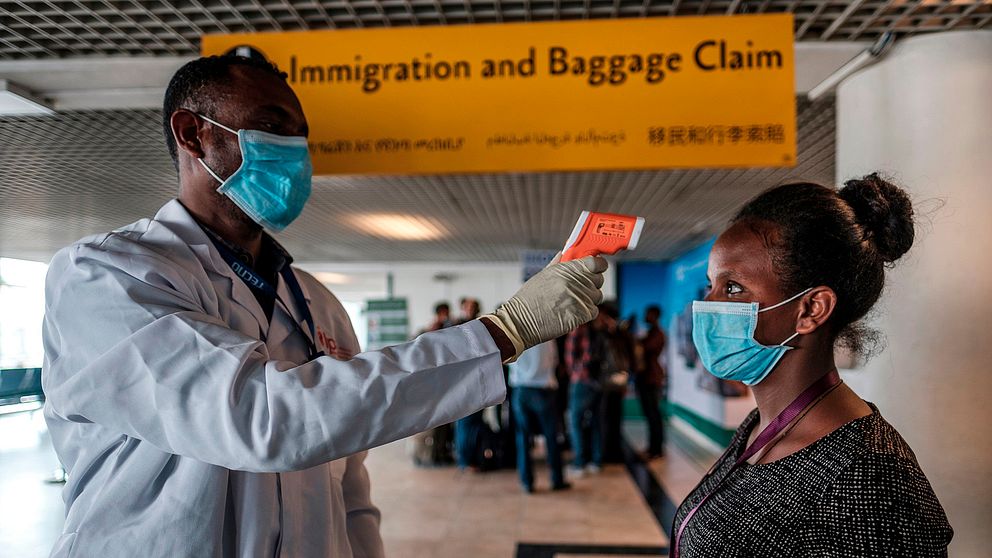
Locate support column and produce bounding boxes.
[836,31,992,557]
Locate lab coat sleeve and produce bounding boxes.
[42,240,506,473]
[341,452,384,558]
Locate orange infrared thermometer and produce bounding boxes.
[561,211,645,262]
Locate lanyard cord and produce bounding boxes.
[671,370,842,558]
[211,240,325,360]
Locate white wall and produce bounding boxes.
[299,261,617,347]
[836,31,992,558]
[0,258,49,368]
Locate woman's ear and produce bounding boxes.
[796,286,837,335]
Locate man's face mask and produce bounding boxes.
[196,113,312,232]
[691,288,812,386]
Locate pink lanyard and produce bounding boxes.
[671,370,842,558]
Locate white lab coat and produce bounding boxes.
[41,200,506,558]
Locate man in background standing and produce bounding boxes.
[509,341,570,493]
[457,297,481,324]
[419,302,452,335]
[455,296,486,469]
[565,310,609,476]
[635,305,667,459]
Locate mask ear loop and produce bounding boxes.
[778,330,802,348]
[197,158,225,184]
[196,113,239,135]
[193,113,239,184]
[757,287,813,347]
[758,287,813,313]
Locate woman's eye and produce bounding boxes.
[725,282,743,296]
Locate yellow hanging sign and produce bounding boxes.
[202,14,796,175]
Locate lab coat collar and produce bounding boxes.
[151,199,273,334]
[264,263,317,353]
[197,219,295,273]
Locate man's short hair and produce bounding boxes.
[435,303,450,314]
[162,55,287,169]
[646,305,662,316]
[598,300,620,319]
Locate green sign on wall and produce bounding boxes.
[365,298,409,350]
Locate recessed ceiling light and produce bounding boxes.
[312,271,352,285]
[344,213,447,241]
[0,79,54,116]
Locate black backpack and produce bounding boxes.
[473,423,504,472]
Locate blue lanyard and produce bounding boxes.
[212,240,325,360]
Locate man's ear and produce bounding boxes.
[796,286,837,335]
[171,109,205,160]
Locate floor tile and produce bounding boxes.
[1,411,701,557]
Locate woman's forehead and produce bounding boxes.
[709,222,777,282]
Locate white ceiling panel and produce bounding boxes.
[0,96,835,263]
[0,2,975,263]
[0,1,988,60]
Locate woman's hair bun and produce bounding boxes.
[839,173,915,263]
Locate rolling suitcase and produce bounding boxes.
[409,422,455,466]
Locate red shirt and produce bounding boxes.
[565,324,593,383]
[641,325,666,387]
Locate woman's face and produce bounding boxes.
[705,221,802,346]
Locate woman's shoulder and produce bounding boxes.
[802,407,953,552]
[819,406,938,494]
[846,406,921,462]
[727,404,930,481]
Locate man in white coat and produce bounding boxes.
[41,55,608,557]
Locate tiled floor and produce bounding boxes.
[0,408,66,558]
[0,408,710,558]
[643,438,711,506]
[366,437,668,557]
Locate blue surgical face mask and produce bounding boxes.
[691,288,812,386]
[196,114,312,232]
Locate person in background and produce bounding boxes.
[419,302,452,335]
[409,302,457,465]
[455,296,487,470]
[457,297,481,324]
[565,308,610,476]
[636,305,667,459]
[600,304,632,464]
[509,340,570,493]
[493,300,518,469]
[553,335,571,451]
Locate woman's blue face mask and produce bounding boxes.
[196,113,312,232]
[691,288,812,386]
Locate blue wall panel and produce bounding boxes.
[617,261,670,334]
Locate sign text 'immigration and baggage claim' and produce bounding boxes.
[202,15,796,175]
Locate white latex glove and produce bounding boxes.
[483,254,608,362]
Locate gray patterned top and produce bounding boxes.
[673,405,953,557]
